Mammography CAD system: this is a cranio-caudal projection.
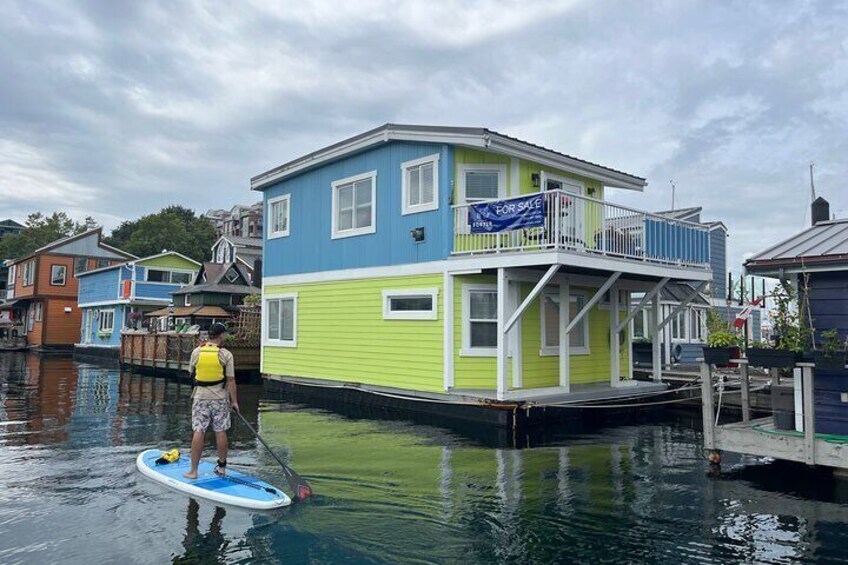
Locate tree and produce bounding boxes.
[0,212,96,261]
[103,206,216,262]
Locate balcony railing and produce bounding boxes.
[452,190,710,269]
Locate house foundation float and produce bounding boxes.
[253,124,712,428]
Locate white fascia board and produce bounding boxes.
[486,135,647,191]
[79,299,129,308]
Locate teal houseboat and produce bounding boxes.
[75,252,200,357]
[253,124,713,425]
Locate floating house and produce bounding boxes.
[145,261,259,331]
[252,124,712,424]
[631,207,763,366]
[2,229,134,350]
[75,251,200,357]
[210,235,262,283]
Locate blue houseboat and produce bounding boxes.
[75,252,200,357]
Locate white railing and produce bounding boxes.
[452,190,710,268]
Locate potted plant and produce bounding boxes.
[632,337,653,365]
[813,329,847,374]
[746,282,810,369]
[703,330,740,366]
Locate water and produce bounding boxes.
[0,353,846,564]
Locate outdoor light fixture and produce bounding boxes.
[587,187,596,196]
[410,227,425,242]
[531,173,540,188]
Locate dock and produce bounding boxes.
[701,360,848,473]
[120,332,260,379]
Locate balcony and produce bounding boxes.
[452,190,710,270]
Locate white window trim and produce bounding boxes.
[460,283,498,357]
[23,260,35,286]
[382,288,439,320]
[690,306,707,344]
[50,264,67,286]
[98,308,115,333]
[143,268,196,285]
[540,171,585,195]
[185,294,191,306]
[539,289,591,356]
[267,194,291,239]
[331,170,377,240]
[457,163,507,205]
[667,305,688,343]
[401,154,440,215]
[263,293,297,347]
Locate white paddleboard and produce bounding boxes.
[136,449,291,510]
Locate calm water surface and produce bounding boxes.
[0,353,846,564]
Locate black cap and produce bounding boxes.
[208,322,228,337]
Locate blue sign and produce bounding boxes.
[469,194,546,233]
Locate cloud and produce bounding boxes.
[0,0,846,274]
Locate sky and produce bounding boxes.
[1,0,846,274]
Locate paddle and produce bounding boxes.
[233,408,313,502]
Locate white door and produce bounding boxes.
[541,173,585,247]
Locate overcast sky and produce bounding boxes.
[1,0,846,273]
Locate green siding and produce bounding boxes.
[137,254,199,270]
[263,274,445,392]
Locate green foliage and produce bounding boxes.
[243,294,262,306]
[705,309,730,335]
[820,329,847,357]
[706,330,739,348]
[103,206,216,262]
[0,212,97,261]
[749,340,768,349]
[767,282,812,353]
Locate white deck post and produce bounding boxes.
[496,268,509,400]
[511,282,522,389]
[802,364,816,465]
[610,284,620,387]
[559,279,570,391]
[739,359,750,423]
[626,292,633,380]
[701,362,715,450]
[651,294,661,382]
[443,272,454,391]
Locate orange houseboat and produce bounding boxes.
[3,229,135,350]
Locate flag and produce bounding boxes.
[733,296,763,329]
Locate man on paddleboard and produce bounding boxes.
[184,322,239,479]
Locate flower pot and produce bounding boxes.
[703,346,738,366]
[746,347,797,369]
[632,342,653,365]
[813,351,847,375]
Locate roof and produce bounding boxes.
[146,306,232,317]
[745,218,848,274]
[173,261,258,295]
[0,219,24,228]
[216,235,262,249]
[660,282,710,305]
[655,206,702,220]
[171,283,259,295]
[6,228,136,265]
[250,123,648,192]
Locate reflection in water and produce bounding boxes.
[0,352,846,564]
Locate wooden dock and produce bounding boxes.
[120,333,260,378]
[702,360,848,471]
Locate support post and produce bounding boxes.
[559,279,570,391]
[610,284,620,387]
[770,367,780,386]
[651,294,661,382]
[802,364,816,466]
[443,272,454,391]
[511,283,522,389]
[496,268,509,400]
[701,362,715,450]
[739,359,750,423]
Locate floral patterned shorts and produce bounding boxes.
[191,398,231,432]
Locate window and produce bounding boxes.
[265,295,297,346]
[632,309,648,340]
[171,272,192,285]
[461,285,498,355]
[22,260,35,286]
[331,171,376,239]
[540,290,590,355]
[401,155,439,215]
[268,194,290,239]
[670,309,687,341]
[458,164,506,205]
[74,257,88,275]
[96,259,110,269]
[690,308,706,342]
[382,289,438,320]
[146,269,169,282]
[215,243,227,263]
[146,269,194,284]
[98,309,115,333]
[34,302,43,322]
[225,269,239,283]
[50,265,67,286]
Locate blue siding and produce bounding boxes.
[644,219,710,265]
[79,305,124,347]
[809,272,848,344]
[709,228,727,299]
[135,282,181,301]
[78,267,121,306]
[263,142,454,277]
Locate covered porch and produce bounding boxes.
[443,256,712,402]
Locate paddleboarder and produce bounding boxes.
[184,322,239,479]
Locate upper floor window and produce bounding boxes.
[73,257,88,275]
[401,154,439,215]
[22,260,35,286]
[268,194,291,239]
[331,171,376,239]
[458,164,506,205]
[96,258,110,269]
[50,265,67,286]
[146,269,194,284]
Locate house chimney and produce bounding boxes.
[811,196,830,225]
[253,258,262,287]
